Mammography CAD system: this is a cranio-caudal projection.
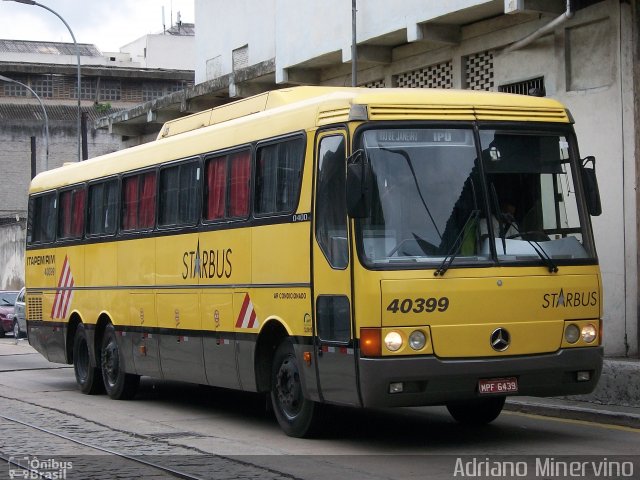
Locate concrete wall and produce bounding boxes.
[195,0,276,83]
[274,0,496,83]
[0,221,25,290]
[492,2,636,356]
[0,117,124,215]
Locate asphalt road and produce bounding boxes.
[0,337,638,480]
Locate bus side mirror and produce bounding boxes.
[346,150,371,218]
[581,156,602,216]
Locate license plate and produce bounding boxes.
[478,377,518,395]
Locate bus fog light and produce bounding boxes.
[581,324,597,343]
[576,371,591,382]
[409,330,426,350]
[384,331,403,352]
[389,382,404,393]
[565,324,580,343]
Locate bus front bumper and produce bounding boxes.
[358,347,603,408]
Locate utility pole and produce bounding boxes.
[351,0,357,87]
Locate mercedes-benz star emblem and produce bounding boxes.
[490,328,511,352]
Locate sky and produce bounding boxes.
[0,0,195,52]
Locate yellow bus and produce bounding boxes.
[25,86,603,437]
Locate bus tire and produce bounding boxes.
[101,323,139,400]
[446,396,505,425]
[270,338,320,437]
[73,323,104,395]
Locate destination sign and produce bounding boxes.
[372,129,472,146]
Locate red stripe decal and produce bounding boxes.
[235,294,251,328]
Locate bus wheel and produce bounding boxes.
[100,323,139,400]
[73,323,104,394]
[270,339,319,437]
[446,396,505,425]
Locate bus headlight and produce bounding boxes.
[581,324,597,343]
[565,324,580,344]
[409,330,427,350]
[384,331,403,352]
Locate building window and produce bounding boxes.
[2,76,28,97]
[142,82,165,101]
[396,61,453,89]
[159,160,201,227]
[465,50,494,91]
[121,81,143,102]
[167,81,188,94]
[100,80,121,101]
[255,137,305,216]
[31,75,53,98]
[363,79,386,88]
[68,77,97,100]
[232,45,249,71]
[499,77,546,96]
[121,171,156,231]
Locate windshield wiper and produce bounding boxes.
[488,183,557,273]
[434,209,480,276]
[504,220,558,273]
[380,147,442,241]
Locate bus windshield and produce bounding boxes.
[357,127,593,268]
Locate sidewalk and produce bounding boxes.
[505,357,640,429]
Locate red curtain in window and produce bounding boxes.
[71,189,86,238]
[139,172,156,228]
[229,151,250,217]
[123,176,139,230]
[60,191,72,238]
[206,157,227,220]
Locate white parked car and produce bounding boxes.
[13,287,26,339]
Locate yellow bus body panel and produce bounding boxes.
[355,264,601,357]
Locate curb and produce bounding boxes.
[505,397,640,430]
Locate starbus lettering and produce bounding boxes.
[182,240,232,279]
[542,288,598,309]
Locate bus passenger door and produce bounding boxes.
[312,131,360,406]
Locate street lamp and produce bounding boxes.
[4,0,81,162]
[0,74,49,171]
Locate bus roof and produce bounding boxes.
[29,86,570,193]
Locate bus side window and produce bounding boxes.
[121,171,156,231]
[255,137,304,216]
[88,179,118,236]
[204,149,251,221]
[316,135,348,269]
[58,187,86,240]
[28,192,57,244]
[159,160,200,227]
[229,150,251,218]
[204,155,228,221]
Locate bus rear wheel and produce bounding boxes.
[73,323,104,394]
[270,339,320,437]
[446,396,505,425]
[101,323,139,400]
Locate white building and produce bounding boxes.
[104,0,638,357]
[119,22,195,71]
